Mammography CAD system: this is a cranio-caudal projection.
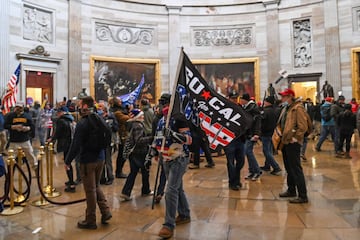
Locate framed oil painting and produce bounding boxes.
[90,56,160,103]
[192,57,260,101]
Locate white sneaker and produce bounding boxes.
[120,193,132,201]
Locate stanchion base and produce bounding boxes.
[14,195,26,203]
[43,186,55,194]
[32,199,49,206]
[44,191,61,198]
[0,206,24,215]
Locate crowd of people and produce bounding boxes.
[0,88,359,238]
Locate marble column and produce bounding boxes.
[323,0,341,97]
[264,0,281,90]
[166,5,182,92]
[0,0,10,89]
[68,0,82,98]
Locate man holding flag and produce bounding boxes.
[146,50,252,238]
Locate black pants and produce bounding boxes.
[339,132,353,152]
[191,134,214,166]
[282,143,307,199]
[115,143,126,175]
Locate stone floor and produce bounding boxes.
[1,138,360,240]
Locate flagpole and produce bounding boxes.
[165,47,184,129]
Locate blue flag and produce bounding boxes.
[117,75,145,106]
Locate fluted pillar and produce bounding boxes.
[0,0,10,90]
[68,0,82,98]
[323,0,341,97]
[166,5,182,92]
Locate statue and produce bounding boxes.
[77,88,88,99]
[320,81,334,99]
[267,83,278,100]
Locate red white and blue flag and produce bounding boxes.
[171,51,252,151]
[2,64,21,114]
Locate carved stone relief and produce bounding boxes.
[293,19,312,68]
[95,22,154,45]
[192,26,253,47]
[23,5,53,43]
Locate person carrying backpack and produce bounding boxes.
[65,96,112,230]
[120,109,154,201]
[48,106,76,192]
[315,97,336,152]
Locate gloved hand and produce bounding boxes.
[144,155,152,171]
[163,127,187,143]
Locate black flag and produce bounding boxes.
[172,51,253,151]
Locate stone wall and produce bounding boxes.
[3,0,360,103]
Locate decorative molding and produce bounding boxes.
[352,6,360,32]
[23,4,53,43]
[16,53,62,64]
[293,19,312,68]
[28,45,50,56]
[95,22,155,45]
[192,25,254,47]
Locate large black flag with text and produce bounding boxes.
[172,51,253,151]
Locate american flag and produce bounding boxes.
[2,64,21,114]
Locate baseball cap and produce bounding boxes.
[278,88,295,97]
[15,101,24,107]
[240,93,251,101]
[228,91,239,99]
[325,97,333,102]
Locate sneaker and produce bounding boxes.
[101,212,112,224]
[245,173,255,180]
[155,195,163,204]
[251,172,262,181]
[158,226,173,238]
[188,164,200,169]
[175,215,191,225]
[120,193,132,201]
[270,169,282,176]
[116,172,128,178]
[260,166,271,172]
[77,220,97,230]
[141,191,154,197]
[204,163,215,168]
[65,186,76,193]
[315,147,321,152]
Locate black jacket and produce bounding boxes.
[243,101,262,138]
[261,105,278,137]
[4,112,34,142]
[65,113,105,165]
[337,110,356,134]
[52,114,74,153]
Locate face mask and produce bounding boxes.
[282,101,289,107]
[97,110,104,115]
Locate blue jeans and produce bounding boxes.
[156,160,166,197]
[301,137,308,156]
[261,136,281,171]
[163,156,190,230]
[245,139,261,174]
[224,138,245,187]
[316,125,336,150]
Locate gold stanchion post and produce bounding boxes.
[44,142,60,198]
[1,149,24,215]
[14,147,26,204]
[32,146,49,206]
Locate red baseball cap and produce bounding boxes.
[325,97,333,102]
[278,88,295,97]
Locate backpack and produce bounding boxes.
[304,111,313,137]
[321,105,332,122]
[84,114,112,153]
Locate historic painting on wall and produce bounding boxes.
[90,56,160,103]
[193,58,259,100]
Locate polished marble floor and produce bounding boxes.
[1,138,360,240]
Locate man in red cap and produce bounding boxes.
[277,88,309,204]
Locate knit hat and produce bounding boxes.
[241,93,251,101]
[264,96,275,105]
[130,109,144,120]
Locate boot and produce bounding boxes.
[344,152,352,159]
